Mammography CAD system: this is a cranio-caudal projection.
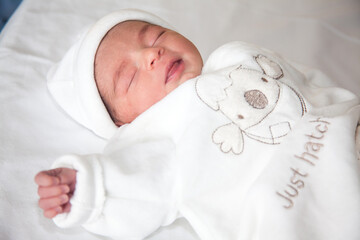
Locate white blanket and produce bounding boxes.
[51,42,360,240]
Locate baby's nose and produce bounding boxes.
[143,47,164,70]
[244,90,268,109]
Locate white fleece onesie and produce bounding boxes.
[52,42,360,240]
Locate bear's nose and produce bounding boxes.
[244,90,268,109]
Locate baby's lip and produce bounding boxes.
[165,58,184,84]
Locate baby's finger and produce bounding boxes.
[38,185,70,198]
[38,194,69,210]
[43,206,63,219]
[35,171,60,187]
[62,202,72,213]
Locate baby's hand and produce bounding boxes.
[35,168,77,218]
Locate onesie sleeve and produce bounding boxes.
[51,138,180,240]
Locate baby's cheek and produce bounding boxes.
[182,72,198,83]
[138,91,166,111]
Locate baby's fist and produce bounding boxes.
[35,168,77,218]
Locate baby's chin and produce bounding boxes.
[166,72,196,93]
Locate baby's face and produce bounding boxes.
[94,20,203,125]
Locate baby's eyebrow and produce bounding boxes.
[138,24,150,41]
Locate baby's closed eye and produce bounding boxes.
[152,30,166,46]
[121,67,137,93]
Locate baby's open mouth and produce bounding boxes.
[165,59,184,84]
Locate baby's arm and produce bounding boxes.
[34,138,179,239]
[35,168,77,218]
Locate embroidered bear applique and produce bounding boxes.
[196,55,307,154]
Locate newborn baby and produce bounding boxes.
[36,10,202,219]
[35,9,360,240]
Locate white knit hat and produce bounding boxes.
[47,9,173,139]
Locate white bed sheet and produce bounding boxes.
[0,0,359,239]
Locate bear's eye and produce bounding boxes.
[238,114,244,119]
[261,77,268,83]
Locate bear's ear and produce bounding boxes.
[255,55,283,79]
[195,74,232,110]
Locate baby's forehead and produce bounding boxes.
[106,20,154,37]
[97,20,144,51]
[98,20,160,54]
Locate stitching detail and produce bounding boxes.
[196,54,307,155]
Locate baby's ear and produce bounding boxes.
[196,74,232,110]
[255,55,283,79]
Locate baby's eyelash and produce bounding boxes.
[127,71,136,91]
[153,30,166,46]
[158,31,165,39]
